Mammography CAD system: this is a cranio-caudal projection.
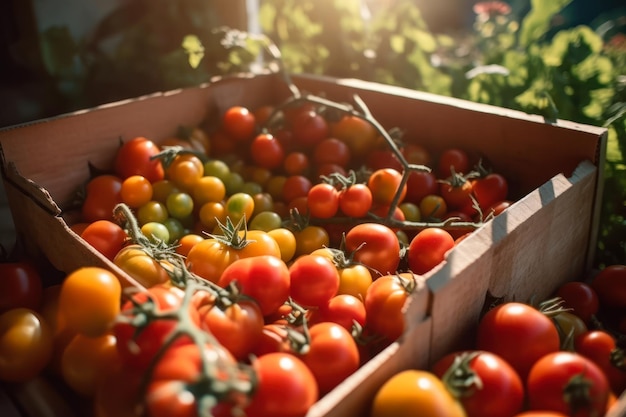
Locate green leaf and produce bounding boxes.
[182,35,205,69]
[519,0,572,47]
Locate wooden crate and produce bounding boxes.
[0,72,614,415]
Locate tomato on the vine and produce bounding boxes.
[290,109,329,148]
[472,172,508,212]
[338,183,373,218]
[330,115,378,159]
[114,244,171,288]
[437,148,470,178]
[367,168,407,207]
[307,183,339,219]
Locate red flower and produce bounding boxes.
[473,1,511,17]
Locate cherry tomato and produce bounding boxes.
[476,302,561,380]
[574,330,626,395]
[299,321,360,394]
[293,225,330,258]
[267,227,297,263]
[419,194,448,220]
[81,174,124,223]
[186,237,243,284]
[0,261,43,313]
[407,228,455,275]
[282,175,313,204]
[114,244,171,288]
[251,132,285,170]
[244,352,318,417]
[338,183,373,218]
[431,350,525,417]
[222,106,256,142]
[591,264,626,310]
[0,308,53,382]
[120,175,154,208]
[218,255,291,317]
[367,168,407,206]
[315,294,367,331]
[114,137,164,183]
[313,137,351,168]
[283,151,311,176]
[336,263,373,300]
[437,148,470,178]
[551,311,588,344]
[345,223,401,278]
[472,172,509,212]
[289,254,340,308]
[165,154,204,193]
[225,192,255,225]
[80,219,128,261]
[290,109,329,148]
[364,273,417,342]
[439,175,474,210]
[371,369,466,417]
[58,267,121,337]
[307,183,339,219]
[330,115,379,159]
[402,143,432,166]
[526,351,610,416]
[404,171,438,205]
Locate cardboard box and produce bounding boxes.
[0,72,616,415]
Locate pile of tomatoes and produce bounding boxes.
[371,265,626,417]
[1,99,517,417]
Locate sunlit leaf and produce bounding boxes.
[182,35,205,69]
[519,0,572,46]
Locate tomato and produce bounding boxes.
[371,369,466,417]
[293,225,330,258]
[366,148,403,172]
[165,154,204,193]
[407,227,455,275]
[267,227,297,263]
[186,237,241,284]
[485,200,512,218]
[299,322,360,394]
[288,254,340,308]
[114,244,171,288]
[58,267,121,337]
[367,168,407,207]
[313,137,351,168]
[218,255,291,317]
[440,175,474,210]
[336,263,373,300]
[338,183,373,218]
[472,172,508,212]
[590,264,626,310]
[574,330,626,395]
[404,171,438,205]
[476,302,561,380]
[60,332,120,397]
[402,143,432,166]
[315,162,348,179]
[307,183,339,219]
[431,350,524,417]
[551,311,588,345]
[554,282,599,325]
[330,115,379,159]
[290,109,329,148]
[512,413,568,417]
[437,148,471,178]
[252,323,290,356]
[244,352,318,417]
[146,343,246,417]
[114,285,194,371]
[114,137,164,183]
[282,175,313,204]
[283,152,311,178]
[80,219,128,261]
[419,194,448,220]
[526,351,610,416]
[249,210,282,232]
[251,132,285,170]
[120,175,154,208]
[0,261,43,313]
[0,308,53,382]
[94,366,143,417]
[364,273,417,342]
[137,200,169,225]
[222,106,256,142]
[344,223,401,278]
[81,174,124,222]
[314,294,367,331]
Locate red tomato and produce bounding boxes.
[472,173,509,212]
[289,255,340,308]
[407,228,455,275]
[366,149,403,172]
[313,137,351,168]
[431,350,525,417]
[307,183,339,219]
[338,183,373,218]
[283,151,311,176]
[222,106,256,142]
[364,273,416,342]
[290,109,329,148]
[282,175,313,204]
[299,322,360,394]
[314,294,367,331]
[198,299,264,361]
[330,115,378,159]
[590,264,626,310]
[554,281,599,324]
[437,148,470,178]
[244,352,319,417]
[439,175,474,210]
[250,132,285,170]
[367,168,407,207]
[218,255,291,317]
[526,351,610,416]
[80,220,127,261]
[574,330,626,395]
[113,285,195,371]
[404,171,438,205]
[0,261,43,313]
[345,223,401,278]
[146,343,247,417]
[476,302,561,380]
[114,137,164,182]
[81,174,123,223]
